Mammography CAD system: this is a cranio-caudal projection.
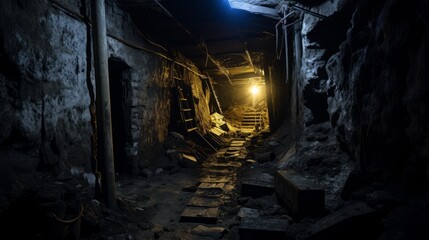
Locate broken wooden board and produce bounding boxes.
[180,206,219,224]
[241,173,275,197]
[188,196,220,207]
[276,170,325,217]
[180,153,198,168]
[238,217,289,240]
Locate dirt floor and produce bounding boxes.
[77,121,429,240]
[79,127,289,240]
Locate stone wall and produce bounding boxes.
[0,0,93,210]
[0,0,212,211]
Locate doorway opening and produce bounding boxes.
[108,57,130,174]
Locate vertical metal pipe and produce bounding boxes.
[91,0,116,208]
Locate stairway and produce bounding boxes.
[179,138,248,225]
[240,109,263,133]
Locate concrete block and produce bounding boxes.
[275,170,325,217]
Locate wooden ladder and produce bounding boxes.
[173,69,217,157]
[174,76,198,133]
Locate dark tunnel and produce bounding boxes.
[0,0,429,239]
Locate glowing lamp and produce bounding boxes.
[250,85,260,95]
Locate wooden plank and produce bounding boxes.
[180,206,219,224]
[230,143,245,147]
[226,147,245,151]
[209,162,242,169]
[188,196,220,207]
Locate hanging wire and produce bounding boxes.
[275,2,325,83]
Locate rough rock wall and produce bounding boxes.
[0,0,213,210]
[298,0,352,125]
[295,0,429,190]
[0,0,93,210]
[326,0,429,189]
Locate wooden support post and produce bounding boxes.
[264,64,275,131]
[91,0,116,208]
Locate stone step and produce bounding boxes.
[241,123,257,125]
[200,177,230,183]
[202,168,235,176]
[195,189,223,198]
[243,113,261,115]
[198,182,225,190]
[226,147,246,151]
[191,225,226,239]
[202,162,242,170]
[180,206,219,224]
[188,196,220,207]
[229,143,245,147]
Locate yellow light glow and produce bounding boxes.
[250,85,260,95]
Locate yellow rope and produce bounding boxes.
[48,205,84,224]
